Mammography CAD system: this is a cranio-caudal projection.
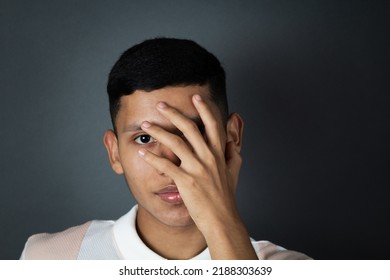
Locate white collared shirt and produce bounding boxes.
[21,205,303,260]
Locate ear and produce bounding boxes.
[103,129,124,174]
[226,112,244,152]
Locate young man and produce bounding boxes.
[20,38,310,260]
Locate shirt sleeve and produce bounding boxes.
[252,240,312,260]
[20,221,92,260]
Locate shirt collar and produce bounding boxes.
[113,205,211,260]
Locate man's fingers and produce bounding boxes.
[138,148,183,179]
[155,101,210,159]
[141,121,199,167]
[192,94,225,155]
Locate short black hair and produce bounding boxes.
[107,38,228,132]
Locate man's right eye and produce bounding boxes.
[134,134,156,144]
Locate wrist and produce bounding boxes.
[201,217,258,260]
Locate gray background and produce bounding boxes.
[1,0,389,259]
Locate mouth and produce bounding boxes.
[155,184,183,204]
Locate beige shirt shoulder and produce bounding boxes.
[21,222,92,260]
[252,241,311,260]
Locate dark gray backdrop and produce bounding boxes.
[1,0,389,259]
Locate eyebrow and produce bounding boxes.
[123,123,143,133]
[122,116,205,134]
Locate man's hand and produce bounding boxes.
[138,94,257,259]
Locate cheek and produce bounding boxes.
[120,150,156,186]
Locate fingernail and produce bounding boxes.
[157,102,167,109]
[138,149,146,156]
[194,95,202,102]
[142,121,151,128]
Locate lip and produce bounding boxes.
[155,185,183,204]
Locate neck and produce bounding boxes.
[136,208,207,260]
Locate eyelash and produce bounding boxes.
[134,134,156,145]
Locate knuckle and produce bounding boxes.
[191,161,207,178]
[171,135,184,147]
[205,153,218,167]
[187,121,199,134]
[178,118,199,138]
[184,173,197,187]
[203,149,218,165]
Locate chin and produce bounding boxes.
[163,218,195,228]
[159,205,195,228]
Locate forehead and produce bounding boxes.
[116,85,216,130]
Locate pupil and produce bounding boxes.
[141,135,150,143]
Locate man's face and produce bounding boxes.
[104,85,225,228]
